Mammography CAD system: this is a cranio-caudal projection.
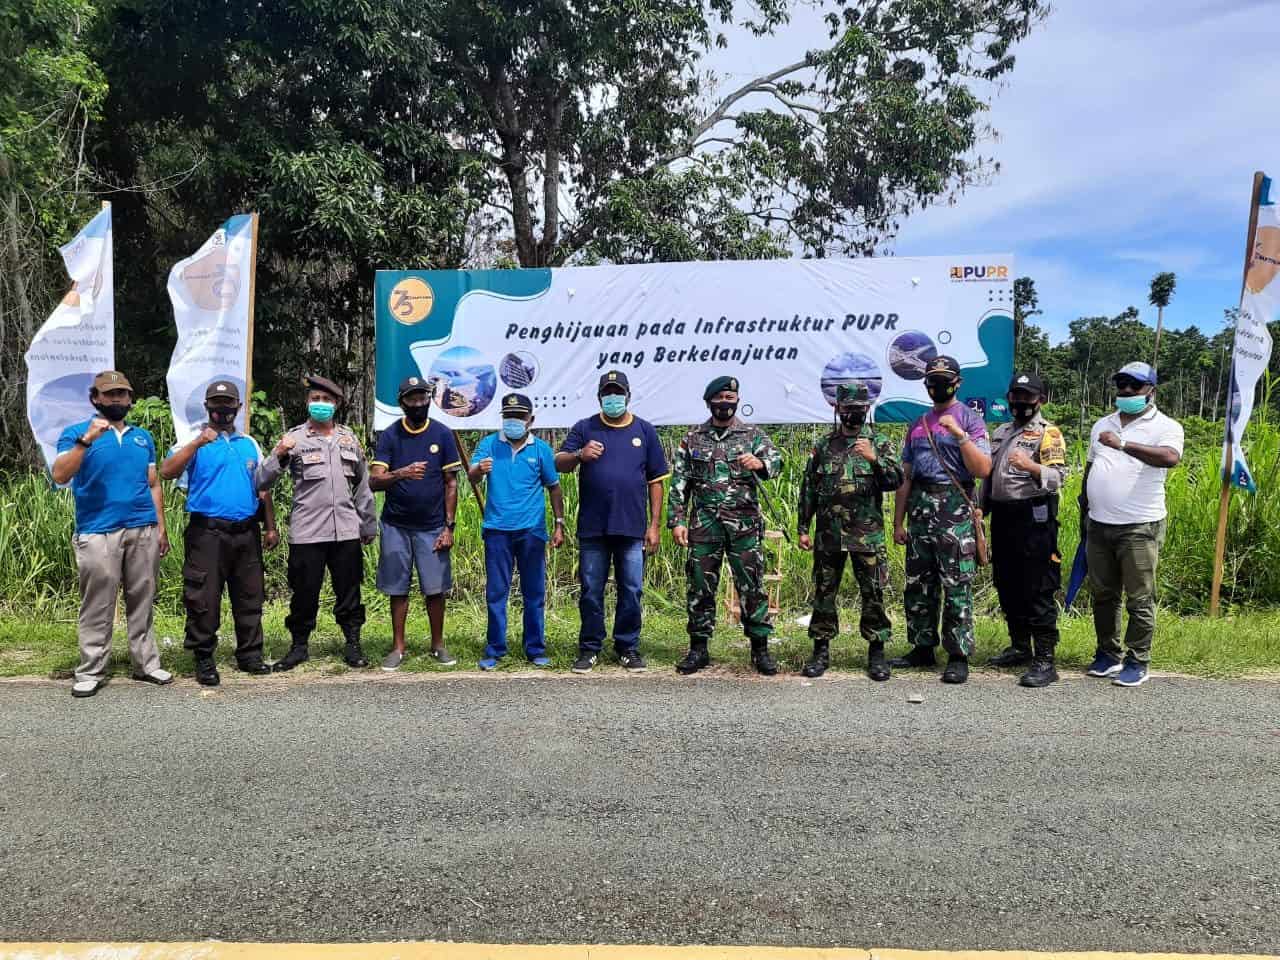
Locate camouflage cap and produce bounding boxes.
[836,382,871,406]
[91,370,133,393]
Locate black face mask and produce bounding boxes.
[403,404,430,426]
[925,381,958,403]
[1010,402,1038,422]
[710,402,737,422]
[207,407,238,427]
[839,411,866,431]
[93,401,131,422]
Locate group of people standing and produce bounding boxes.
[51,357,1182,698]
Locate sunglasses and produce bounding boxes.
[1113,377,1145,390]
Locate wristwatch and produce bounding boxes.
[555,518,566,526]
[76,435,92,449]
[1118,438,1127,451]
[445,520,456,530]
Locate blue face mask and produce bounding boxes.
[308,401,336,423]
[600,394,628,418]
[1115,394,1149,415]
[502,418,527,441]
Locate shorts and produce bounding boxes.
[376,521,453,597]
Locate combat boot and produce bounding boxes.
[867,642,890,682]
[801,642,829,678]
[890,645,937,669]
[194,658,220,687]
[1019,657,1059,687]
[941,654,969,684]
[676,645,711,675]
[342,629,369,668]
[988,643,1032,668]
[751,643,779,676]
[272,642,309,672]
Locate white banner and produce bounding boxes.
[24,205,115,470]
[1229,174,1278,493]
[166,214,256,440]
[374,255,1016,429]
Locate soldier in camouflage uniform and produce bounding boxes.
[797,383,904,680]
[669,375,783,676]
[891,356,993,684]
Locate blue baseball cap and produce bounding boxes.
[1113,362,1156,385]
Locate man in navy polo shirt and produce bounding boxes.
[555,370,668,673]
[53,370,172,698]
[161,380,279,685]
[468,392,566,670]
[370,376,462,671]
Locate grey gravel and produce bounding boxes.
[1,671,1278,951]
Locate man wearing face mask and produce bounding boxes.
[798,382,903,680]
[53,371,172,698]
[892,355,992,684]
[369,376,461,670]
[555,371,669,673]
[469,393,566,670]
[980,372,1068,687]
[161,380,280,685]
[1080,362,1183,687]
[669,376,783,675]
[257,374,377,672]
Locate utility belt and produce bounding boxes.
[189,512,258,534]
[914,480,973,495]
[988,495,1057,521]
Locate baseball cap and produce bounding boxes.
[923,356,961,380]
[1113,361,1156,386]
[205,380,241,403]
[598,370,630,394]
[1007,371,1046,396]
[398,375,434,399]
[92,370,133,393]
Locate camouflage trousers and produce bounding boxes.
[686,527,773,647]
[904,485,978,656]
[809,548,891,649]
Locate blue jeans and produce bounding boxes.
[578,536,645,654]
[483,527,547,660]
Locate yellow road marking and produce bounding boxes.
[1,946,1276,960]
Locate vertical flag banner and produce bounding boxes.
[166,215,257,440]
[24,204,115,470]
[1227,174,1277,493]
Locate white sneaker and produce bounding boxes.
[71,679,102,698]
[133,668,174,685]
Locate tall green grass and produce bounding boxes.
[2,416,1278,619]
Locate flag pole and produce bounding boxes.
[244,212,260,430]
[1210,172,1266,617]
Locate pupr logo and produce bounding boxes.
[389,277,435,325]
[950,265,1009,282]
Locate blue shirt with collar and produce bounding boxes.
[57,419,158,535]
[171,430,263,522]
[473,431,559,538]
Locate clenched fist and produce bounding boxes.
[476,457,494,475]
[195,426,219,447]
[84,418,110,442]
[937,414,966,439]
[579,441,605,462]
[273,434,296,461]
[853,438,877,463]
[399,461,427,481]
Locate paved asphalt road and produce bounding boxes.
[2,670,1278,953]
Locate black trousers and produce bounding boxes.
[989,497,1061,654]
[182,519,265,663]
[285,539,366,644]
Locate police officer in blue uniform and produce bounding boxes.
[161,380,279,685]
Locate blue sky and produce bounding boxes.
[710,1,1279,343]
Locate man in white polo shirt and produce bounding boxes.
[1079,362,1183,687]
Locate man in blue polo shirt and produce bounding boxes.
[53,370,172,698]
[161,380,279,685]
[370,376,462,671]
[555,370,668,673]
[468,392,566,670]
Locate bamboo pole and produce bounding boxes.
[243,212,260,430]
[1210,171,1266,617]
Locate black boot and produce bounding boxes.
[941,654,969,684]
[751,642,778,676]
[343,642,369,668]
[272,642,309,672]
[890,645,937,669]
[195,658,220,687]
[676,645,711,675]
[988,644,1032,668]
[1019,657,1059,687]
[801,643,829,678]
[236,657,271,675]
[867,642,890,682]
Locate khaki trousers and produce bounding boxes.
[73,524,162,683]
[1086,518,1166,664]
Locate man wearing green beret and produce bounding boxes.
[668,375,782,675]
[797,382,903,679]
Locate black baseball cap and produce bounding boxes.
[923,356,961,381]
[205,380,241,403]
[398,375,433,400]
[598,370,630,394]
[1007,371,1047,396]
